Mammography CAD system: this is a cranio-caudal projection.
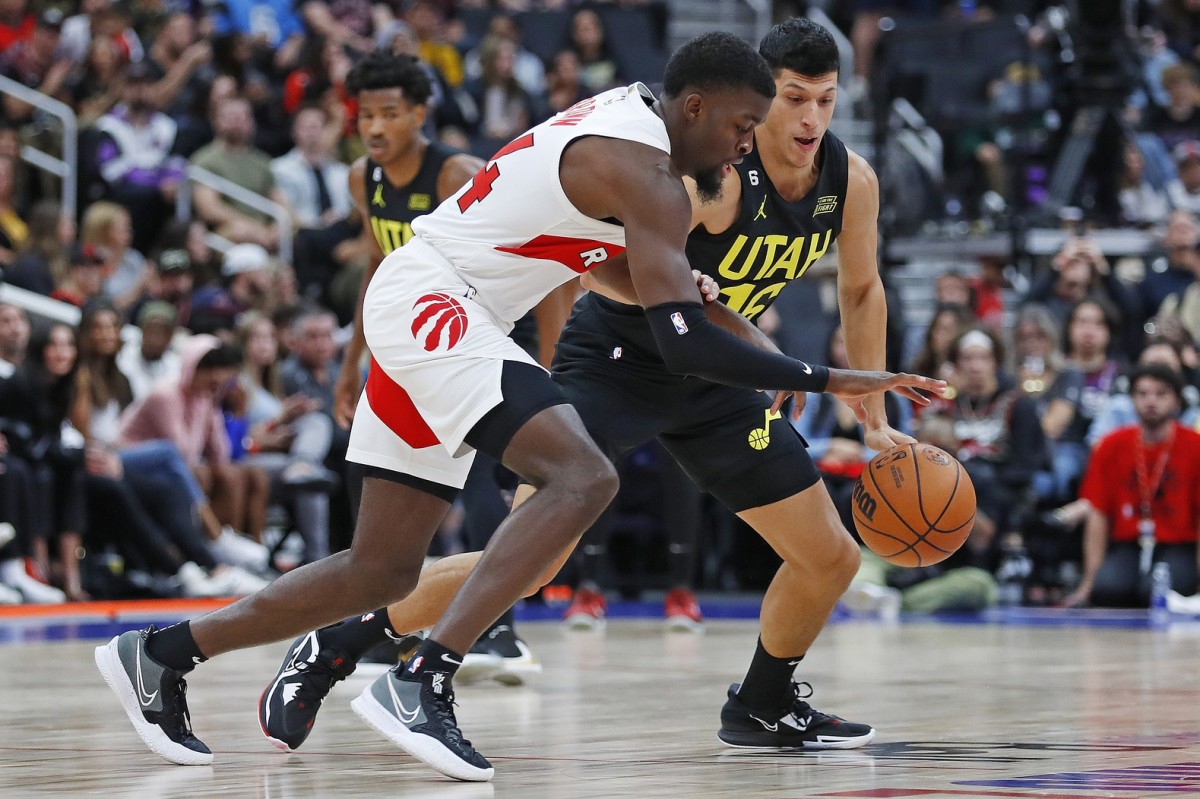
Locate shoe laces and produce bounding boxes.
[788,681,836,725]
[297,649,354,699]
[425,684,476,752]
[166,677,197,739]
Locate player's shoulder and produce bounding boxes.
[436,151,484,200]
[844,145,878,195]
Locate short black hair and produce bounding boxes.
[1130,363,1185,401]
[662,32,775,100]
[345,50,432,106]
[196,342,243,371]
[759,17,840,78]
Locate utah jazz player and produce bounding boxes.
[263,18,919,753]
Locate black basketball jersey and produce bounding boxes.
[685,131,849,322]
[365,141,458,254]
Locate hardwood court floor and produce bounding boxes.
[2,615,1200,798]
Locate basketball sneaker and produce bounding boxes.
[564,586,606,630]
[460,625,540,685]
[717,681,876,750]
[259,629,357,750]
[94,627,213,765]
[351,668,494,782]
[664,588,704,632]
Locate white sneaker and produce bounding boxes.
[841,582,902,621]
[176,562,218,597]
[1166,589,1200,615]
[0,522,14,549]
[0,560,66,604]
[207,565,270,596]
[0,581,21,604]
[211,527,269,571]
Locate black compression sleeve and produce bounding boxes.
[644,302,830,392]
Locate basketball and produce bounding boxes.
[851,443,976,567]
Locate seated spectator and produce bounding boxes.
[1,9,70,123]
[0,321,86,601]
[404,0,464,88]
[0,154,27,269]
[1088,338,1200,444]
[1119,140,1171,227]
[545,50,588,115]
[189,97,289,251]
[51,242,108,308]
[59,0,143,67]
[1062,365,1200,608]
[118,300,183,400]
[69,35,126,128]
[270,105,351,230]
[296,0,375,55]
[0,301,29,377]
[566,7,619,93]
[465,34,538,158]
[1168,139,1200,214]
[908,302,972,384]
[190,243,275,335]
[5,200,70,296]
[1137,210,1200,321]
[80,201,150,313]
[1146,64,1200,152]
[94,62,188,253]
[1063,298,1124,443]
[0,0,35,51]
[128,247,195,332]
[207,0,306,73]
[119,335,271,558]
[464,14,546,98]
[143,11,213,120]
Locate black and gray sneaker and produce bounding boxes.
[94,627,213,765]
[350,668,494,781]
[259,629,357,750]
[459,625,538,686]
[717,681,876,750]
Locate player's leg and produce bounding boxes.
[659,452,705,631]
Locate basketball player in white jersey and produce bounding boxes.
[96,33,941,782]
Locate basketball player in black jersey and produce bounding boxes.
[255,20,928,759]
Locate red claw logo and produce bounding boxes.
[411,293,469,352]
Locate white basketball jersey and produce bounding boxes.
[396,83,671,324]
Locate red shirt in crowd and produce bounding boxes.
[0,13,34,51]
[1078,421,1200,544]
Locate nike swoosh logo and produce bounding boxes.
[387,678,421,725]
[441,653,462,666]
[749,714,778,732]
[135,640,159,707]
[799,362,813,375]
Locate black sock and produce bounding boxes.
[401,637,463,682]
[736,638,802,715]
[146,621,207,673]
[319,608,397,659]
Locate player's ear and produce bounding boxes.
[683,92,704,122]
[412,102,428,128]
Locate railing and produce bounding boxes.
[177,164,293,265]
[0,74,78,220]
[0,283,81,326]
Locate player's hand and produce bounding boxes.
[827,371,947,415]
[692,269,720,302]
[1058,584,1091,609]
[770,389,807,421]
[333,361,363,429]
[861,420,916,452]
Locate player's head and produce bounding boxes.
[661,32,774,202]
[756,18,840,167]
[347,51,432,163]
[1130,363,1184,429]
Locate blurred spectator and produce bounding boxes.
[0,155,26,269]
[0,321,87,601]
[1119,140,1171,227]
[282,36,354,126]
[0,8,70,122]
[1137,210,1200,320]
[80,201,150,312]
[190,243,274,335]
[0,0,34,51]
[296,0,375,55]
[545,49,588,115]
[60,0,143,67]
[1089,338,1200,445]
[1167,139,1200,213]
[1158,0,1200,63]
[190,96,288,250]
[1063,364,1200,607]
[1061,298,1124,447]
[50,242,108,308]
[128,247,194,332]
[465,35,538,158]
[404,0,464,88]
[567,7,619,93]
[1146,64,1200,152]
[69,36,127,127]
[934,270,974,312]
[0,302,29,376]
[270,105,352,229]
[908,302,972,383]
[928,327,1046,560]
[465,14,546,98]
[5,198,69,294]
[94,62,188,253]
[143,12,213,118]
[279,306,340,418]
[118,300,183,401]
[209,0,306,72]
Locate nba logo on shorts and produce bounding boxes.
[670,312,688,335]
[411,293,469,352]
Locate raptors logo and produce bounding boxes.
[411,293,469,352]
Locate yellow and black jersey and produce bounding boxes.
[685,132,848,321]
[365,141,459,254]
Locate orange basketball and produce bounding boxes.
[851,443,976,567]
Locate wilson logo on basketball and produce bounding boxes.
[411,293,469,352]
[851,480,878,522]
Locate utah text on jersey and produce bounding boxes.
[715,229,833,320]
[371,217,414,254]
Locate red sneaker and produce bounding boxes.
[664,588,703,632]
[564,586,607,630]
